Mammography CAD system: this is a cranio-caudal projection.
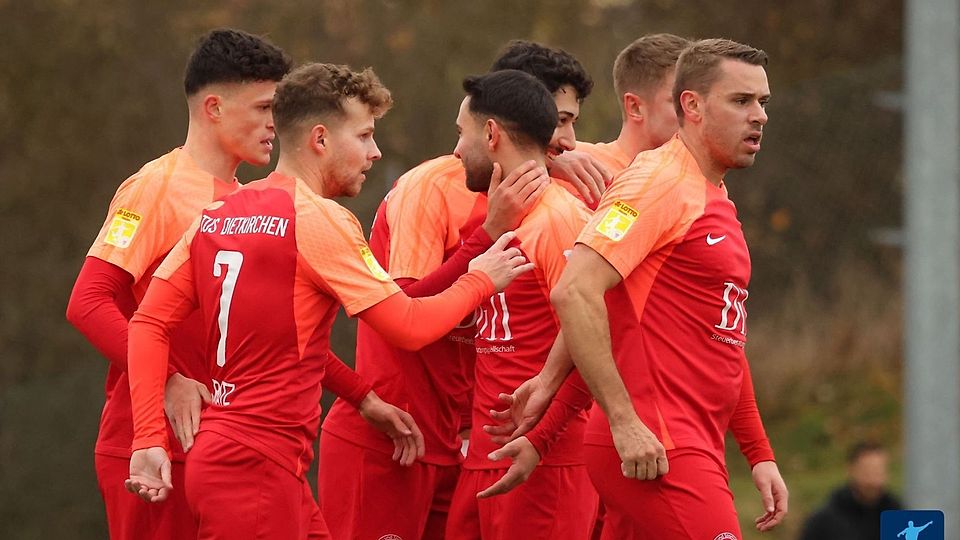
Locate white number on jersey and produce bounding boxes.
[213,250,244,367]
[212,378,236,406]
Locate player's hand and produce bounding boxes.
[482,161,550,238]
[165,372,212,453]
[125,447,172,503]
[468,231,534,291]
[483,375,554,444]
[358,391,425,466]
[476,436,541,498]
[547,150,612,205]
[610,414,668,480]
[751,460,788,531]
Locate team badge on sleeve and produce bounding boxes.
[596,200,638,241]
[360,246,391,282]
[104,208,143,248]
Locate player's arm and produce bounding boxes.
[552,243,668,480]
[484,330,578,442]
[322,349,425,466]
[728,355,788,531]
[359,231,532,351]
[125,255,198,503]
[66,257,138,368]
[398,161,548,297]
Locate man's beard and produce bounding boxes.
[463,155,495,193]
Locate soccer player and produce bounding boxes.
[577,33,691,174]
[318,40,595,540]
[486,39,790,539]
[440,70,596,540]
[65,28,290,539]
[123,62,533,539]
[478,33,693,488]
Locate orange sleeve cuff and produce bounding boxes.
[359,271,494,351]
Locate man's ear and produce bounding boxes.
[623,93,644,122]
[203,94,223,122]
[309,124,329,154]
[679,89,702,124]
[485,118,501,151]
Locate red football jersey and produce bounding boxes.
[323,155,486,465]
[86,148,238,461]
[465,182,591,470]
[579,135,762,464]
[139,172,400,477]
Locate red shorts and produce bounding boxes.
[95,452,197,540]
[185,432,331,540]
[446,465,599,540]
[584,444,742,540]
[317,431,459,540]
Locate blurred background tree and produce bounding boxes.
[0,1,903,537]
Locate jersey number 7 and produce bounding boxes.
[213,250,244,367]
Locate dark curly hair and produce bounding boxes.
[183,28,292,96]
[490,40,593,102]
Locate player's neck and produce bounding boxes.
[678,128,725,186]
[182,125,241,182]
[275,153,327,196]
[617,122,659,162]
[495,148,546,177]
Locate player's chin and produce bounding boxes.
[245,151,273,167]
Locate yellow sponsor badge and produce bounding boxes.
[104,208,143,248]
[595,200,638,242]
[360,246,391,282]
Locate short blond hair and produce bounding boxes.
[273,63,392,138]
[613,33,690,102]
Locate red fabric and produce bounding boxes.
[526,369,593,458]
[446,466,599,540]
[465,185,590,470]
[321,350,372,410]
[580,137,774,468]
[94,453,196,540]
[399,227,494,297]
[317,431,460,540]
[584,444,741,540]
[729,356,776,466]
[66,257,138,370]
[323,183,486,467]
[358,272,494,351]
[185,433,331,539]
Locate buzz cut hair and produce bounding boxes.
[613,33,691,101]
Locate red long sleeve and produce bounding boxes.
[322,350,372,409]
[399,227,493,297]
[66,256,137,369]
[729,356,775,467]
[526,369,593,457]
[128,276,197,453]
[359,271,494,351]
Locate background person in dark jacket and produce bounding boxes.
[799,442,903,540]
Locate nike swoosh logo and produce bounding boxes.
[706,234,726,246]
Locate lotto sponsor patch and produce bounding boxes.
[360,246,391,282]
[596,200,638,241]
[104,208,143,248]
